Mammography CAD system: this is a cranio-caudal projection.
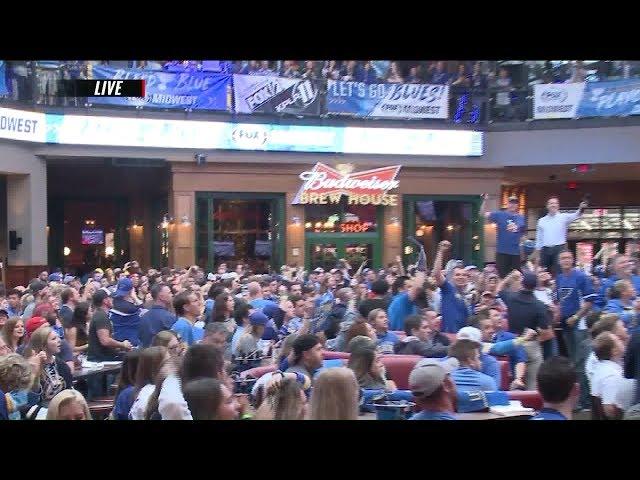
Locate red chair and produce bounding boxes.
[498,361,512,391]
[323,350,351,360]
[380,355,421,390]
[507,390,543,410]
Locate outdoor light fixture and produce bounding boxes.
[291,216,301,226]
[161,215,169,229]
[64,247,71,256]
[181,215,191,226]
[389,216,399,226]
[105,246,114,256]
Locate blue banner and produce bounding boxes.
[577,79,640,118]
[88,66,231,111]
[0,61,8,96]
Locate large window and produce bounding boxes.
[304,198,378,234]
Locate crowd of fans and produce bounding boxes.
[2,193,640,420]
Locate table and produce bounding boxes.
[73,362,123,380]
[359,410,533,420]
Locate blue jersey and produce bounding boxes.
[530,408,567,420]
[556,269,596,322]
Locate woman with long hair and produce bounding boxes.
[347,345,396,391]
[1,317,25,353]
[182,378,240,420]
[212,292,237,337]
[46,390,91,420]
[344,319,377,349]
[65,301,90,354]
[152,330,183,357]
[310,367,359,420]
[129,346,169,420]
[111,349,141,420]
[23,325,73,407]
[254,376,307,420]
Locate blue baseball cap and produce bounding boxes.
[48,273,63,282]
[249,311,269,326]
[113,277,133,297]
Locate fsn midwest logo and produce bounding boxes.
[541,88,568,103]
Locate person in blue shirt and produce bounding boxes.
[603,280,640,329]
[429,61,450,85]
[449,339,497,392]
[530,357,578,420]
[171,291,204,346]
[596,254,640,309]
[433,241,472,333]
[111,349,141,420]
[409,358,459,420]
[138,283,176,348]
[481,194,526,277]
[387,272,425,331]
[368,309,398,354]
[556,250,596,364]
[5,289,22,318]
[110,278,144,347]
[456,326,501,389]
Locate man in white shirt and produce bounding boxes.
[591,331,628,418]
[535,196,587,274]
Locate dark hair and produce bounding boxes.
[449,339,480,365]
[71,302,90,329]
[133,346,168,399]
[404,314,424,336]
[207,284,224,300]
[586,311,602,332]
[370,279,389,296]
[536,357,577,403]
[233,300,251,325]
[213,293,232,323]
[180,344,225,383]
[345,321,370,347]
[291,334,320,365]
[289,294,304,306]
[392,276,410,296]
[92,289,110,308]
[173,291,192,317]
[182,378,227,420]
[7,289,21,298]
[347,345,382,386]
[115,350,141,398]
[203,322,228,339]
[150,283,169,301]
[60,288,74,305]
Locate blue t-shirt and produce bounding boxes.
[481,353,501,390]
[489,210,525,255]
[113,386,135,420]
[376,330,400,352]
[530,408,567,420]
[388,292,418,331]
[555,269,595,321]
[597,275,640,309]
[439,281,471,333]
[171,317,204,346]
[451,367,497,392]
[494,330,527,374]
[250,299,273,310]
[410,410,456,420]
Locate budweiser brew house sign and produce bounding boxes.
[292,163,401,206]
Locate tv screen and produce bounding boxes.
[82,229,104,245]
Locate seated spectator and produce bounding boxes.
[152,330,183,358]
[182,378,240,420]
[112,350,141,420]
[347,335,376,353]
[1,317,25,353]
[449,339,498,392]
[285,334,324,381]
[456,326,501,389]
[23,325,74,407]
[138,283,175,348]
[171,291,204,346]
[65,301,90,355]
[235,311,268,358]
[343,318,377,349]
[394,313,449,357]
[310,367,359,420]
[0,353,34,420]
[87,289,131,362]
[254,376,307,420]
[129,346,169,420]
[46,390,91,420]
[591,331,628,419]
[384,61,404,84]
[409,358,459,420]
[368,308,398,354]
[358,280,390,318]
[348,344,396,391]
[603,280,639,329]
[111,278,144,347]
[530,357,579,420]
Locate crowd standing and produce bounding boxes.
[1,195,640,420]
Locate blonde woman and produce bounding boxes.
[46,389,91,420]
[0,353,34,419]
[310,367,359,420]
[254,376,307,420]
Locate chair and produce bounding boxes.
[498,361,511,391]
[380,355,422,390]
[323,350,351,360]
[88,398,115,420]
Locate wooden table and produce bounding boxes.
[73,362,123,380]
[359,410,533,420]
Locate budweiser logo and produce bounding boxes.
[293,163,401,204]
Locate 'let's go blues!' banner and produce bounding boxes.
[88,66,231,111]
[326,80,449,119]
[577,79,640,118]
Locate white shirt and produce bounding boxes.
[585,352,599,386]
[534,288,554,306]
[129,384,156,420]
[591,359,623,405]
[615,378,636,410]
[535,210,582,249]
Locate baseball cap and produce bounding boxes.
[113,278,133,297]
[48,273,63,282]
[522,271,537,290]
[409,358,459,397]
[508,195,519,203]
[207,273,216,281]
[94,268,104,275]
[26,316,48,337]
[249,311,269,326]
[63,275,76,284]
[92,289,111,305]
[313,267,324,274]
[33,303,55,318]
[457,326,482,344]
[29,280,47,294]
[522,239,536,256]
[464,265,479,271]
[0,309,8,317]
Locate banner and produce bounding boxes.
[88,66,231,111]
[533,83,584,119]
[0,61,8,96]
[577,79,640,118]
[233,74,321,115]
[326,80,449,119]
[0,107,46,143]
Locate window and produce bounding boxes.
[304,197,378,233]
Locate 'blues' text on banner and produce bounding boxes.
[233,74,321,115]
[88,66,231,111]
[326,80,449,119]
[577,79,640,118]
